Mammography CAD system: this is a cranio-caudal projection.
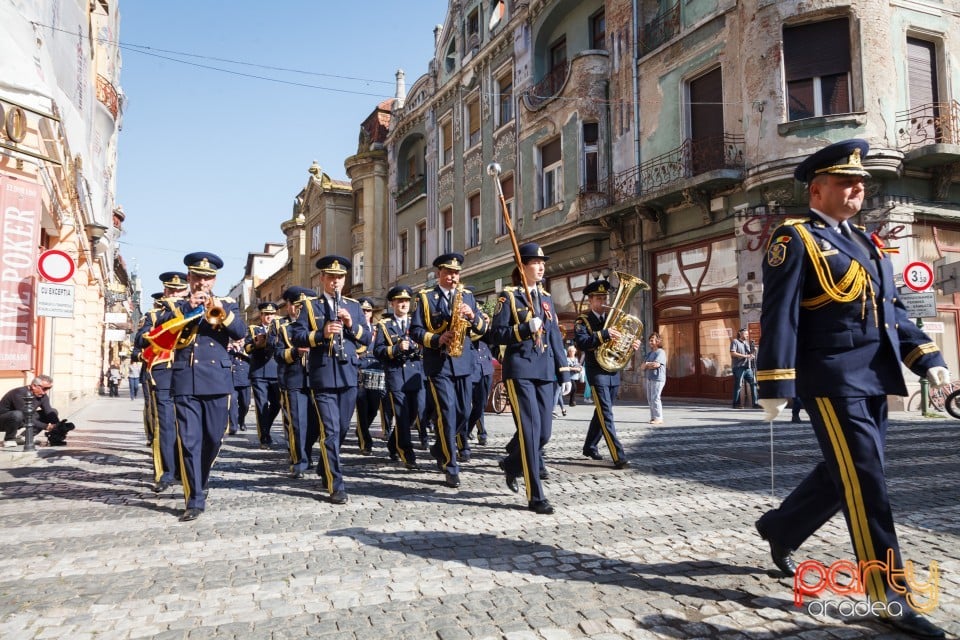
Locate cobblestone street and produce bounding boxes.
[0,397,957,639]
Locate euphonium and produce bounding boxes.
[446,284,468,358]
[595,272,651,372]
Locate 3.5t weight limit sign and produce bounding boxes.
[903,261,934,292]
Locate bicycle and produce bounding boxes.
[906,381,960,413]
[490,380,509,414]
[945,386,960,420]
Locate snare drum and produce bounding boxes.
[361,370,385,391]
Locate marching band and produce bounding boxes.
[132,247,630,521]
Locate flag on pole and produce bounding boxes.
[143,306,203,367]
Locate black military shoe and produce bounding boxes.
[444,472,460,488]
[879,610,946,639]
[289,470,304,479]
[583,449,602,460]
[179,508,202,522]
[528,500,554,515]
[499,460,518,493]
[477,434,487,446]
[404,462,420,471]
[614,459,631,470]
[330,490,348,505]
[755,520,797,576]
[152,480,171,493]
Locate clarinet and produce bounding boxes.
[333,291,348,364]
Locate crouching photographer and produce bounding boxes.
[0,375,62,447]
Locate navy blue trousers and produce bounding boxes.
[174,394,229,511]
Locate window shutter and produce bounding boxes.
[784,18,850,81]
[541,138,561,166]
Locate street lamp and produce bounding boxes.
[84,222,108,259]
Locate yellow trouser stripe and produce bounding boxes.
[174,411,190,507]
[815,397,886,603]
[505,379,533,501]
[149,388,162,483]
[309,392,335,492]
[591,391,620,464]
[427,380,453,466]
[281,391,297,465]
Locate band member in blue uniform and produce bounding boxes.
[374,285,422,470]
[355,297,383,455]
[755,139,949,639]
[246,302,281,449]
[574,280,635,469]
[158,252,247,521]
[409,253,487,488]
[134,272,188,493]
[288,255,371,504]
[274,286,317,479]
[227,339,250,435]
[488,243,568,514]
[467,330,495,446]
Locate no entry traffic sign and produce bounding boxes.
[37,249,76,283]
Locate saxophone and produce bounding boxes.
[446,284,468,357]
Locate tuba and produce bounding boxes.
[595,272,651,372]
[446,285,468,358]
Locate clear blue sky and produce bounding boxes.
[116,1,448,307]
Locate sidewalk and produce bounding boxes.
[0,395,956,639]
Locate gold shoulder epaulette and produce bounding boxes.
[782,218,808,226]
[503,286,518,292]
[220,296,236,303]
[343,296,357,303]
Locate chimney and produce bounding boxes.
[395,69,406,109]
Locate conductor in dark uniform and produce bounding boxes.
[409,253,487,488]
[488,243,568,514]
[275,286,317,479]
[374,285,421,470]
[574,280,633,469]
[246,302,281,448]
[288,255,371,504]
[160,252,247,521]
[755,139,949,639]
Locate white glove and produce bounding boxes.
[926,366,951,388]
[758,398,788,422]
[528,317,543,333]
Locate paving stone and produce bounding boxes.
[0,399,956,640]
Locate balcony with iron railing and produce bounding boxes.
[525,61,569,109]
[583,134,745,213]
[395,175,426,210]
[639,1,681,56]
[896,100,960,168]
[96,74,119,120]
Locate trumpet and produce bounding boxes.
[191,282,225,326]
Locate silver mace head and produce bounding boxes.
[486,162,502,176]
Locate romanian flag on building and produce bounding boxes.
[142,306,203,367]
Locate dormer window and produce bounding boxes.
[445,39,457,72]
